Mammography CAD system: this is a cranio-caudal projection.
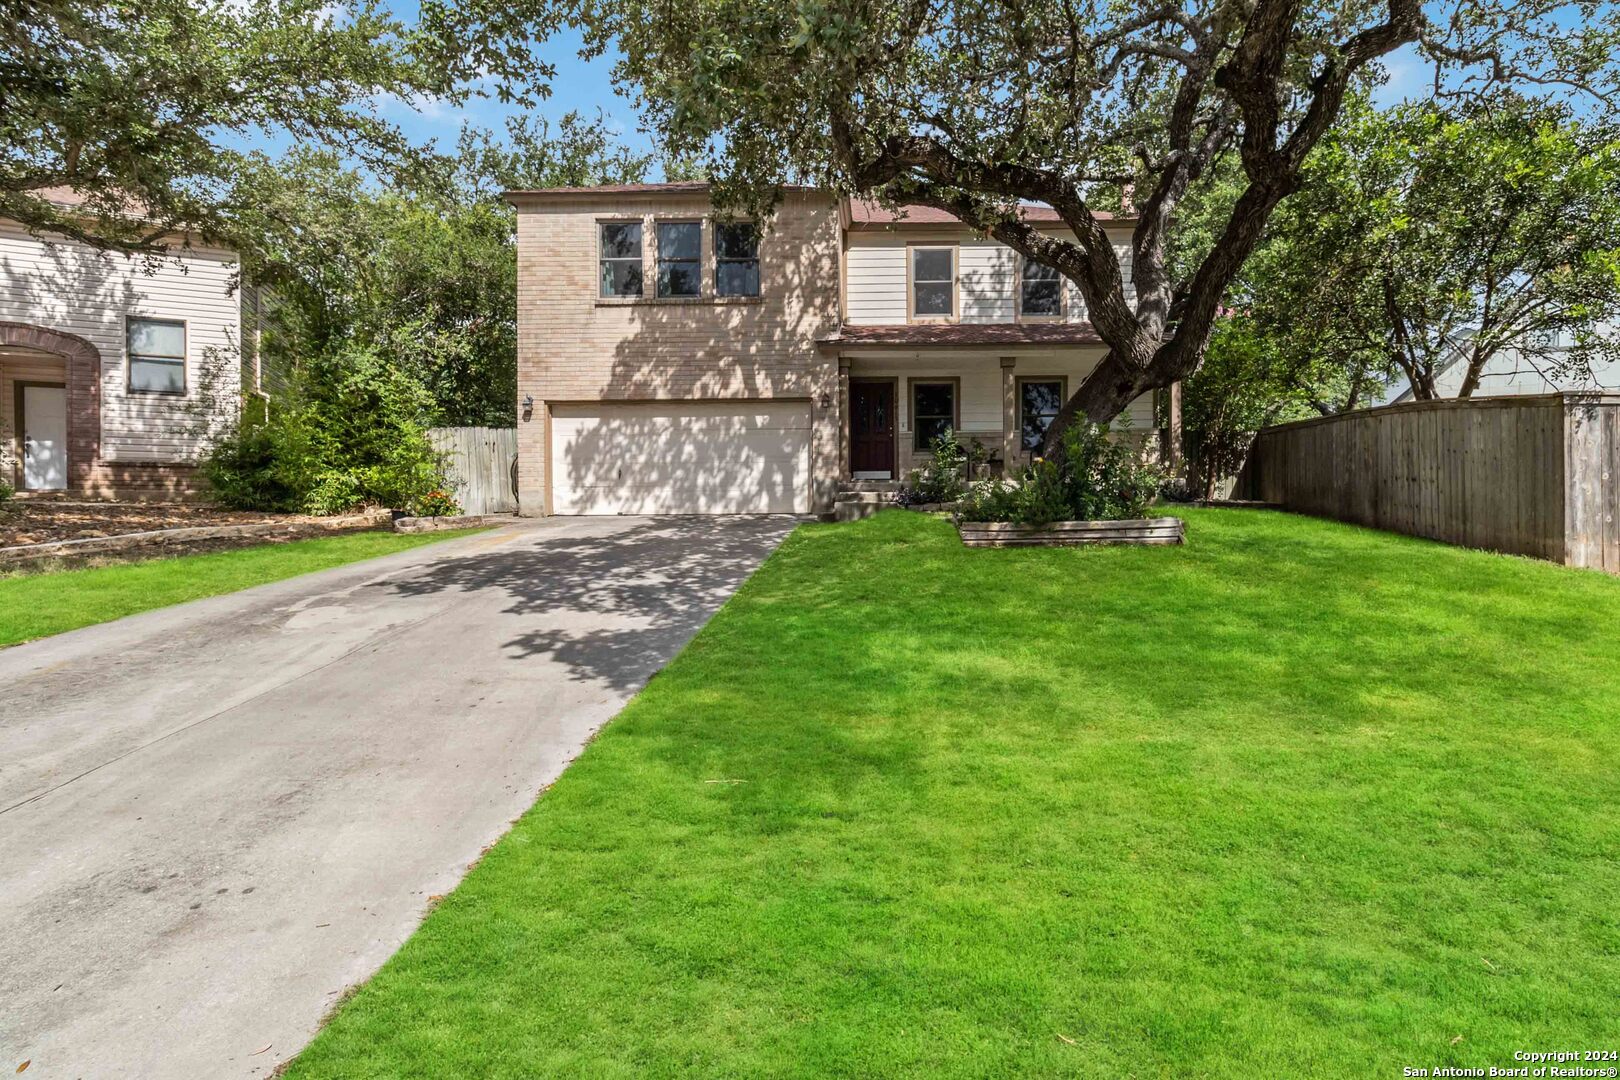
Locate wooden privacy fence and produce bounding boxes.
[1235,393,1620,572]
[427,426,518,515]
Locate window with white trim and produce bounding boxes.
[127,318,186,393]
[911,246,955,318]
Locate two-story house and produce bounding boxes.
[508,182,1155,516]
[0,188,274,501]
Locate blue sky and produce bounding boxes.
[381,26,663,167]
[364,26,1432,181]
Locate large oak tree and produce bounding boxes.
[575,0,1620,442]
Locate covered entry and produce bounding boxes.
[550,400,812,515]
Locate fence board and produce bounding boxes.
[427,426,518,516]
[1238,394,1620,571]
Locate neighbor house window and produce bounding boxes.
[911,246,955,319]
[599,221,644,297]
[912,381,956,449]
[1019,255,1063,317]
[127,318,186,393]
[657,221,702,297]
[715,222,760,297]
[1020,379,1065,451]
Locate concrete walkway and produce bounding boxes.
[0,516,796,1078]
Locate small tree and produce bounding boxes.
[1180,317,1323,500]
[1251,96,1620,400]
[203,345,447,514]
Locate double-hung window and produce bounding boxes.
[715,222,760,297]
[656,221,702,297]
[912,381,957,450]
[1019,255,1063,317]
[599,222,644,297]
[910,246,955,319]
[1020,379,1065,451]
[127,318,186,393]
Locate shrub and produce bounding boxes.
[955,422,1165,525]
[414,489,461,517]
[0,479,13,508]
[203,344,448,515]
[897,430,968,506]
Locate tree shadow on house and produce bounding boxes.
[543,198,845,515]
[373,515,799,693]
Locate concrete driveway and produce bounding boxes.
[0,515,796,1078]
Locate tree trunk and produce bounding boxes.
[1036,349,1148,462]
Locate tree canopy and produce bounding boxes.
[0,0,560,257]
[1244,96,1620,401]
[230,112,652,426]
[576,0,1620,436]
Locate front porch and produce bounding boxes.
[830,342,1162,485]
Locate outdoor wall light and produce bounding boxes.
[521,395,535,422]
[819,392,832,408]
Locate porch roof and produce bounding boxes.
[819,322,1105,349]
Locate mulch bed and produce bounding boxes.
[0,497,336,548]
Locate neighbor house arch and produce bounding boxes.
[0,320,102,488]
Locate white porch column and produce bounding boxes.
[1000,356,1018,472]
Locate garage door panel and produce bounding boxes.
[552,402,811,515]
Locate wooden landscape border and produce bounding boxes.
[957,516,1185,547]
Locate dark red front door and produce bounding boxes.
[850,380,896,476]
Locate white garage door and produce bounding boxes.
[551,401,812,515]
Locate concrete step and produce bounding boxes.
[834,499,888,522]
[838,479,903,494]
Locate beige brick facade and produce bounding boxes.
[511,189,844,515]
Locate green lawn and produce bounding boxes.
[287,509,1620,1079]
[0,528,484,646]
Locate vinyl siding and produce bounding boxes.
[844,227,1135,326]
[0,220,242,463]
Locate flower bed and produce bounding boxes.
[958,517,1185,547]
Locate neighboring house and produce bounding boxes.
[507,182,1158,516]
[0,189,275,500]
[1384,329,1620,404]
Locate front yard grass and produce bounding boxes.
[288,509,1620,1079]
[0,528,485,646]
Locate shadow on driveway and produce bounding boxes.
[373,515,801,692]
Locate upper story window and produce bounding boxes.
[1019,255,1063,318]
[127,317,186,394]
[715,222,761,297]
[599,222,643,297]
[911,246,955,319]
[656,221,702,298]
